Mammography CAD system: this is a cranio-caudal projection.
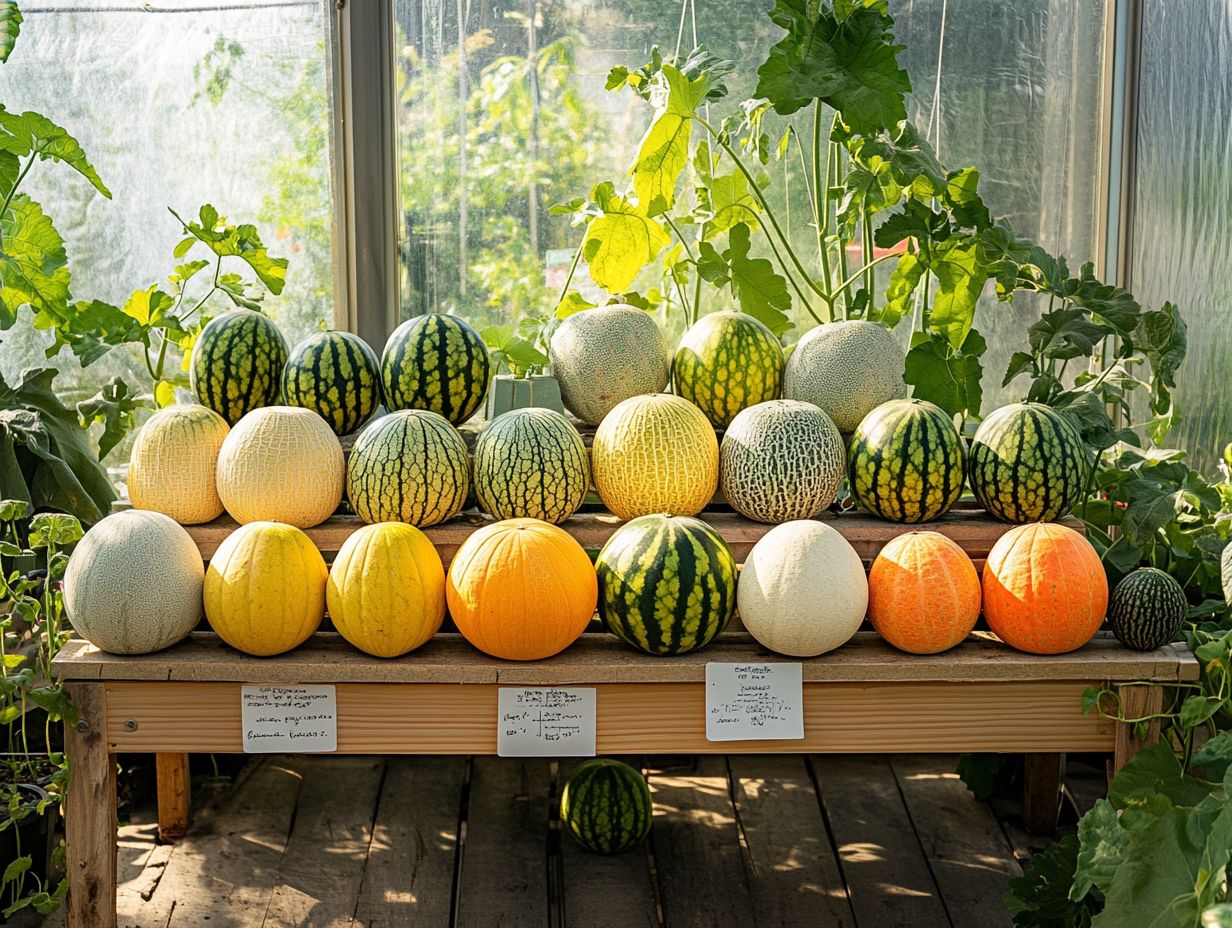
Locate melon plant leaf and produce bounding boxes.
[1107,742,1212,810]
[170,205,288,295]
[1071,799,1128,901]
[757,0,910,136]
[699,222,792,337]
[77,377,143,460]
[1004,834,1097,928]
[0,195,70,327]
[875,250,921,328]
[1028,307,1112,361]
[0,110,110,198]
[632,65,708,215]
[941,167,991,230]
[0,1,20,64]
[1135,302,1186,414]
[904,328,985,419]
[926,236,989,351]
[855,122,947,200]
[581,182,670,294]
[700,170,760,239]
[1192,730,1232,782]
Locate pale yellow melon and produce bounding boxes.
[128,404,229,524]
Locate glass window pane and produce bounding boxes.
[393,0,1107,415]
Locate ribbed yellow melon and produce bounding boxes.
[591,394,718,520]
[128,405,230,524]
[326,522,446,657]
[64,510,204,654]
[215,406,344,528]
[204,521,326,656]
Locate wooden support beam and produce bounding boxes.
[1112,683,1165,775]
[155,753,192,842]
[1022,753,1064,835]
[65,682,117,928]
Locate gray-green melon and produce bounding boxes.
[549,304,671,425]
[784,320,907,433]
[64,510,205,654]
[720,400,845,523]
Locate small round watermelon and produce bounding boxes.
[560,759,652,854]
[595,513,736,655]
[673,311,784,428]
[190,310,288,425]
[473,408,589,524]
[1107,567,1188,651]
[347,410,470,527]
[282,331,381,436]
[968,403,1087,523]
[381,313,491,424]
[848,398,965,523]
[720,400,845,523]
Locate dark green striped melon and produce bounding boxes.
[673,311,784,428]
[848,398,965,523]
[1107,567,1188,651]
[281,331,380,436]
[346,410,470,527]
[473,407,589,524]
[190,310,288,425]
[968,402,1087,523]
[381,313,490,424]
[595,514,736,655]
[560,759,652,854]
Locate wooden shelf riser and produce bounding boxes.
[101,679,1116,755]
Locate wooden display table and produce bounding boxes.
[52,510,1201,928]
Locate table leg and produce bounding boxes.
[65,682,117,928]
[1113,683,1165,776]
[1022,753,1064,834]
[156,753,192,841]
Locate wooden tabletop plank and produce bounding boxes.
[53,632,1199,684]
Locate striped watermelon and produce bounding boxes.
[595,513,736,655]
[1107,567,1188,651]
[848,398,965,523]
[381,313,491,424]
[281,331,381,436]
[968,402,1087,523]
[190,310,288,425]
[347,410,470,527]
[472,408,589,524]
[560,759,652,854]
[720,400,845,523]
[673,311,784,428]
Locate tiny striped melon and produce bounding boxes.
[215,406,344,528]
[128,404,230,524]
[64,510,204,654]
[1107,567,1188,652]
[560,759,653,854]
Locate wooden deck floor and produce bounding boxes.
[105,754,1078,928]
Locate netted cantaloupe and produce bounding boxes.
[128,404,230,524]
[64,510,204,654]
[549,305,671,425]
[215,406,344,528]
[591,394,718,520]
[784,320,906,432]
[204,521,326,656]
[327,522,445,657]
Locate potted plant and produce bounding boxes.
[0,502,81,920]
[482,314,564,418]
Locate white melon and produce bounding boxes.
[215,406,344,528]
[63,510,204,654]
[784,320,906,432]
[128,404,230,524]
[737,520,868,657]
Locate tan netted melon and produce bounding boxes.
[64,510,204,654]
[592,393,718,520]
[128,404,230,524]
[215,406,344,528]
[784,320,907,432]
[549,304,671,425]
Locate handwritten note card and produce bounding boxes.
[705,663,804,742]
[241,685,338,753]
[497,687,597,757]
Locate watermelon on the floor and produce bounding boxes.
[560,759,653,854]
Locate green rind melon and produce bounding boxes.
[472,407,589,524]
[381,313,491,424]
[848,398,966,524]
[282,331,381,436]
[347,410,470,527]
[595,513,736,655]
[783,320,906,432]
[673,311,784,428]
[560,759,653,854]
[719,399,845,523]
[968,402,1087,523]
[549,304,671,425]
[1107,567,1188,651]
[190,310,289,425]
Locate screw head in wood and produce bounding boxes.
[124,719,138,731]
[73,720,88,733]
